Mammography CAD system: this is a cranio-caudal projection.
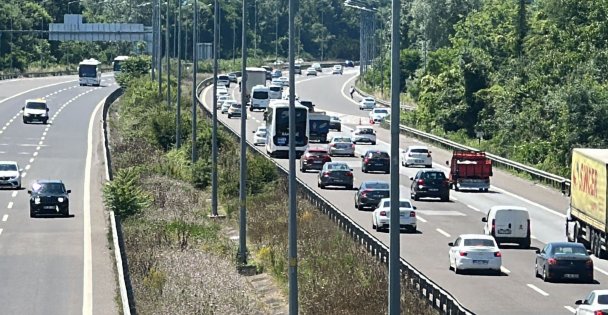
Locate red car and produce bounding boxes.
[300,147,332,172]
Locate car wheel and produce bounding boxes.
[441,195,450,202]
[43,119,48,124]
[337,128,341,132]
[385,169,390,174]
[454,261,461,274]
[519,238,531,249]
[357,203,363,210]
[534,262,540,278]
[227,114,232,119]
[425,164,432,168]
[319,183,325,189]
[23,118,28,124]
[371,141,376,145]
[62,208,69,217]
[413,193,420,201]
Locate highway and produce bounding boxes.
[0,75,117,314]
[201,68,601,315]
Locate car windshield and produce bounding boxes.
[332,137,351,143]
[369,152,389,159]
[79,64,97,77]
[219,76,229,80]
[364,182,389,189]
[270,86,281,91]
[253,91,269,99]
[374,109,389,114]
[231,104,241,108]
[463,239,495,247]
[0,164,18,171]
[381,200,412,208]
[553,245,588,255]
[328,163,349,171]
[26,102,46,110]
[410,148,429,154]
[422,172,446,180]
[33,183,66,194]
[364,98,375,102]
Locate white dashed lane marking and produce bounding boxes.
[7,202,13,209]
[0,229,3,236]
[563,306,576,313]
[416,215,427,223]
[527,284,549,296]
[467,204,482,212]
[25,165,31,170]
[2,214,7,222]
[11,191,17,198]
[436,228,451,238]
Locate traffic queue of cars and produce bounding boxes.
[1,98,72,218]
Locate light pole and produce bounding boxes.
[176,0,182,149]
[238,0,248,266]
[191,0,198,163]
[288,0,298,313]
[253,0,257,59]
[275,1,279,62]
[211,0,219,217]
[166,0,171,108]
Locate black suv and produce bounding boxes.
[409,169,450,201]
[354,180,390,210]
[361,150,390,174]
[28,180,71,217]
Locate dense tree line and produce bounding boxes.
[0,0,361,72]
[362,0,608,176]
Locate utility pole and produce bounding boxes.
[157,0,162,96]
[166,0,171,108]
[288,0,298,314]
[211,0,219,217]
[176,0,182,149]
[253,0,257,59]
[151,0,156,81]
[389,0,401,313]
[191,0,198,163]
[238,0,248,265]
[275,2,279,62]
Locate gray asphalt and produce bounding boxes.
[202,69,599,315]
[0,75,118,315]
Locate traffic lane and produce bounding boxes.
[296,73,571,215]
[201,88,585,314]
[0,75,78,103]
[0,83,117,314]
[295,70,361,116]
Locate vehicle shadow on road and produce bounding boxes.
[456,270,508,277]
[32,214,75,219]
[454,190,500,194]
[497,244,541,251]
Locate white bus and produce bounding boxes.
[78,58,102,86]
[265,101,309,157]
[250,85,270,111]
[112,56,129,73]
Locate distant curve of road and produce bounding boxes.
[0,75,117,315]
[202,68,596,315]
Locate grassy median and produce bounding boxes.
[105,68,438,314]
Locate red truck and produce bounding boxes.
[446,150,493,191]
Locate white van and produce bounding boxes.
[268,84,282,99]
[482,206,531,248]
[250,85,270,111]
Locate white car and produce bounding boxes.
[369,107,389,124]
[448,234,502,275]
[295,58,304,64]
[312,63,322,72]
[216,95,231,108]
[372,198,417,232]
[271,78,282,86]
[401,145,432,168]
[277,76,290,87]
[359,97,376,110]
[0,161,22,189]
[306,67,317,76]
[575,290,608,315]
[268,85,282,99]
[252,126,267,146]
[216,86,229,97]
[332,65,343,75]
[217,75,230,87]
[221,100,237,114]
[23,98,49,124]
[352,126,376,145]
[227,103,242,119]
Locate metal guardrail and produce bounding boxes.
[195,79,474,315]
[101,87,137,315]
[354,87,571,193]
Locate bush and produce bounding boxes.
[102,167,152,217]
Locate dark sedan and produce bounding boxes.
[300,147,331,172]
[535,242,593,283]
[410,169,450,201]
[361,150,390,174]
[317,162,354,189]
[28,180,71,217]
[329,116,341,131]
[354,181,390,210]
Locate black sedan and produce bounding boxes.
[354,181,390,210]
[329,116,341,131]
[361,150,390,174]
[535,242,593,283]
[317,162,354,190]
[28,179,71,217]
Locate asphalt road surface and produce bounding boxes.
[201,68,599,315]
[0,75,117,315]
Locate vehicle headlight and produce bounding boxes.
[24,113,31,116]
[34,197,41,204]
[58,197,65,203]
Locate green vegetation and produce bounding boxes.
[362,0,608,177]
[104,57,438,314]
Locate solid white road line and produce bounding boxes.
[82,94,104,315]
[527,284,549,296]
[594,267,608,276]
[563,306,576,313]
[7,202,13,209]
[0,229,3,236]
[0,80,74,105]
[2,214,7,222]
[436,228,451,238]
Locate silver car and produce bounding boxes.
[352,126,376,145]
[359,97,376,110]
[328,135,355,157]
[317,162,354,190]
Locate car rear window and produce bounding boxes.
[333,137,351,143]
[410,148,429,153]
[369,152,389,158]
[328,163,349,171]
[381,201,412,208]
[357,128,374,134]
[553,245,587,255]
[307,150,328,156]
[463,239,495,247]
[598,295,608,305]
[374,109,388,114]
[218,75,229,80]
[422,172,445,180]
[364,182,389,189]
[270,86,281,92]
